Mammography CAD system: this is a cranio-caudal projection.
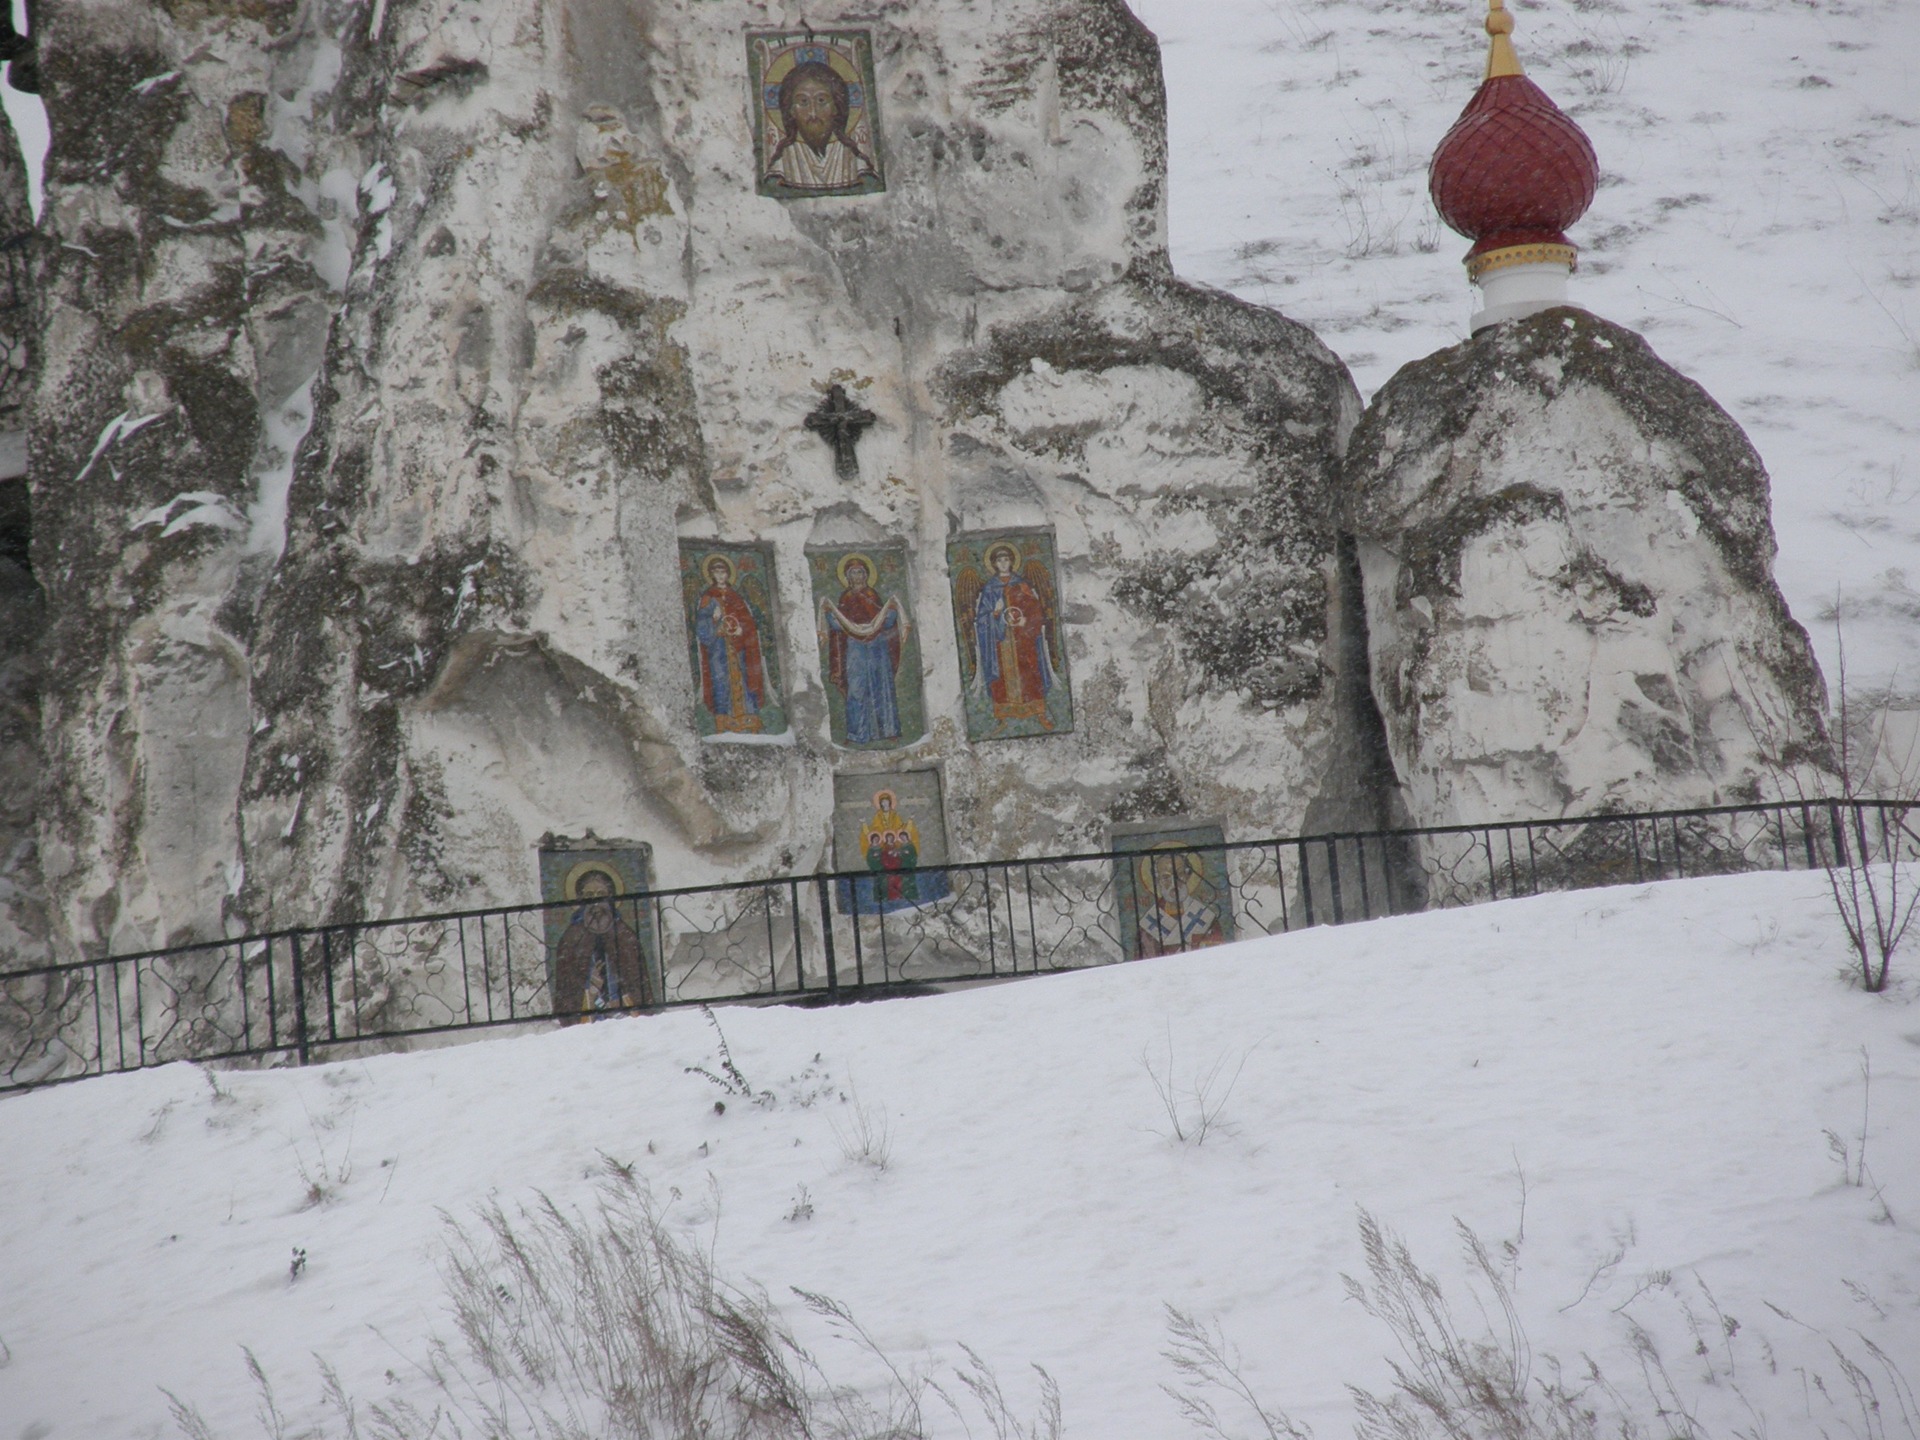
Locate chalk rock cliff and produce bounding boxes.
[0,96,42,968]
[29,0,1361,956]
[1345,308,1829,827]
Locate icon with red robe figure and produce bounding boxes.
[832,769,951,915]
[678,542,789,739]
[948,531,1073,741]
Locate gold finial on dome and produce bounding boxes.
[1484,0,1524,80]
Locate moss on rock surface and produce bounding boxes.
[1345,307,1828,825]
[943,271,1355,710]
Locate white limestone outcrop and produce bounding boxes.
[28,0,1360,956]
[1346,308,1829,828]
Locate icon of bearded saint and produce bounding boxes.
[764,58,880,193]
[552,867,653,1023]
[1132,847,1227,959]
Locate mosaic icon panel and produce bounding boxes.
[947,530,1073,741]
[831,768,951,914]
[807,544,926,750]
[537,840,661,1023]
[679,541,789,740]
[748,29,886,199]
[1112,822,1236,962]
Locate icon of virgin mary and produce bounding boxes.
[820,552,907,745]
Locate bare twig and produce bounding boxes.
[830,1083,893,1171]
[1144,1025,1251,1146]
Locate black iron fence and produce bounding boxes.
[4,798,1914,1093]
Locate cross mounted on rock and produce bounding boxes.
[804,383,877,481]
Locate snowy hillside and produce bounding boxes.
[1140,0,1920,692]
[1,872,1915,1438]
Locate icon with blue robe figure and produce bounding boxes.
[808,545,925,749]
[948,530,1073,741]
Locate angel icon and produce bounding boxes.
[951,539,1068,737]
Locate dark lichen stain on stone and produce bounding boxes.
[1561,550,1656,620]
[1107,748,1187,824]
[1348,306,1828,744]
[941,272,1356,710]
[1397,483,1566,601]
[528,271,707,496]
[1617,699,1696,776]
[396,757,475,907]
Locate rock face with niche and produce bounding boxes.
[27,0,1367,958]
[1345,308,1830,828]
[0,96,43,968]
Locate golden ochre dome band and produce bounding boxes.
[1466,242,1578,281]
[1484,0,1524,79]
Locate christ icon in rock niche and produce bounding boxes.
[748,30,886,199]
[948,532,1073,741]
[679,542,789,739]
[809,546,925,749]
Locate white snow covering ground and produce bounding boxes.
[1,872,1916,1438]
[1140,0,1920,692]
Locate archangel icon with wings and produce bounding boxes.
[948,533,1073,740]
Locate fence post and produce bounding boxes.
[321,928,338,1042]
[815,875,839,997]
[789,879,807,991]
[290,932,311,1066]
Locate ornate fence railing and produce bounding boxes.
[3,798,1914,1094]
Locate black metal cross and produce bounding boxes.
[804,383,877,481]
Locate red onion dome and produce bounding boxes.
[1428,2,1599,278]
